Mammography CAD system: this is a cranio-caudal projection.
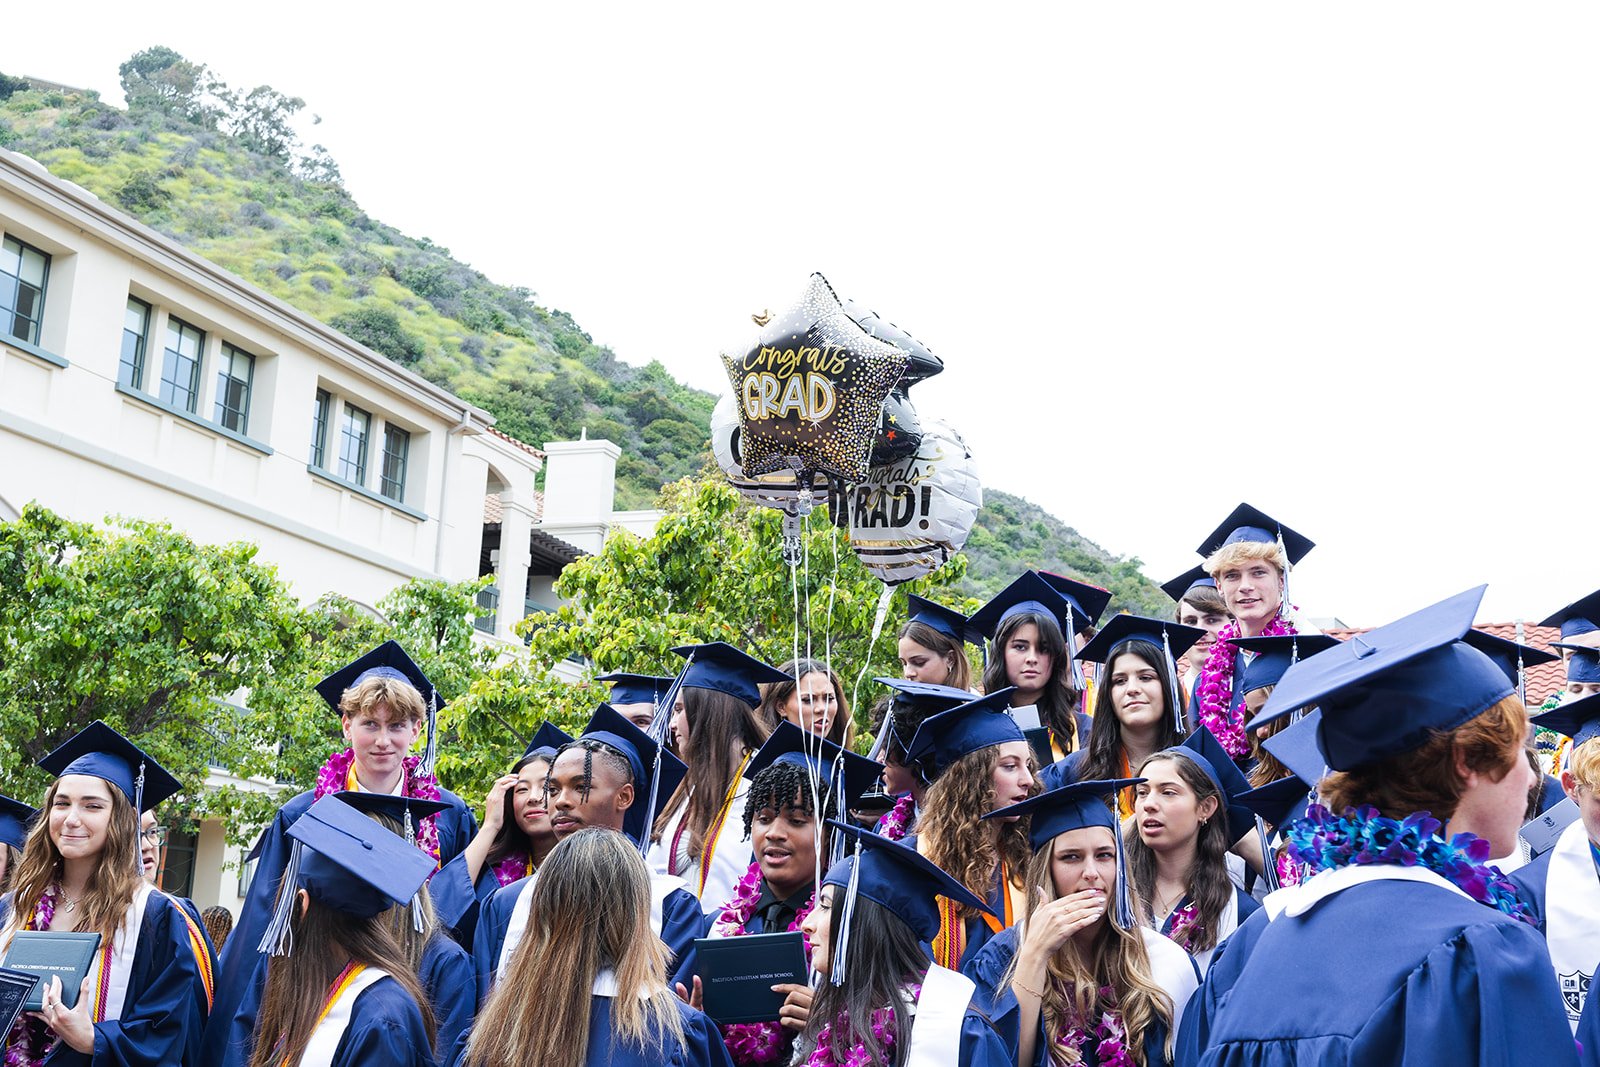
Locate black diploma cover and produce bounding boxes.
[1,931,102,1011]
[0,966,39,1035]
[693,931,808,1025]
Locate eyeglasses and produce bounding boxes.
[139,827,168,846]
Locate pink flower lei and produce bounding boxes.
[314,748,443,861]
[490,853,533,887]
[1053,985,1136,1067]
[713,861,815,1064]
[1194,614,1297,758]
[805,982,922,1067]
[5,886,60,1067]
[1164,900,1202,954]
[874,794,916,842]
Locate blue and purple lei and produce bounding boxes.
[1281,804,1535,925]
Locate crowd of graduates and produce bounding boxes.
[3,501,1600,1065]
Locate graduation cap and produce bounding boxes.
[1540,589,1600,640]
[575,703,688,848]
[821,819,990,982]
[1554,643,1600,686]
[522,721,575,762]
[1163,726,1259,844]
[868,678,978,762]
[969,571,1111,641]
[1531,692,1600,750]
[315,641,445,779]
[1260,710,1331,792]
[261,794,435,956]
[746,721,882,809]
[1196,503,1315,566]
[1461,630,1558,705]
[902,688,1026,783]
[1232,634,1343,696]
[670,642,791,709]
[1161,565,1216,604]
[1235,774,1312,893]
[0,795,37,852]
[905,594,982,647]
[595,672,674,708]
[1076,615,1207,734]
[329,790,450,843]
[1249,586,1511,772]
[39,720,182,815]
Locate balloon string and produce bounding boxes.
[849,583,896,733]
[803,508,813,664]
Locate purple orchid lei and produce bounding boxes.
[874,794,916,842]
[314,748,442,861]
[1281,804,1535,924]
[714,861,815,1064]
[4,886,60,1067]
[1195,615,1297,759]
[1054,985,1136,1067]
[805,983,922,1067]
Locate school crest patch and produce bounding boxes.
[1559,970,1590,1019]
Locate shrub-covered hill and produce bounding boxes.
[0,54,1170,613]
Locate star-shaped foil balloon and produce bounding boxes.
[721,273,910,484]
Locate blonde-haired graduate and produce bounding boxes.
[964,778,1199,1067]
[1,721,213,1066]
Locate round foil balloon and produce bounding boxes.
[847,421,982,585]
[721,274,909,484]
[870,387,925,467]
[711,394,830,514]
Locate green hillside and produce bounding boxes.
[0,52,1169,614]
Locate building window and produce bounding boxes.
[213,342,255,434]
[159,316,205,413]
[0,235,49,348]
[310,388,330,468]
[380,425,410,501]
[120,297,151,389]
[338,403,370,484]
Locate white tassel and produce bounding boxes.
[831,840,864,987]
[259,839,305,957]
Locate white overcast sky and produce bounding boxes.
[8,3,1598,628]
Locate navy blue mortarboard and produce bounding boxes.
[1250,586,1511,772]
[1540,590,1600,640]
[1531,692,1600,750]
[1076,615,1206,733]
[968,571,1111,642]
[574,703,688,847]
[822,820,990,945]
[330,790,450,835]
[670,642,791,708]
[1261,710,1330,791]
[595,672,674,708]
[1197,503,1314,566]
[905,594,981,646]
[315,640,445,778]
[869,677,978,763]
[1162,726,1257,843]
[1161,565,1216,604]
[1554,643,1600,686]
[1234,772,1313,892]
[985,778,1141,851]
[902,688,1026,782]
[1233,634,1343,696]
[276,795,434,943]
[1462,630,1558,706]
[0,795,36,852]
[522,721,574,762]
[38,720,181,814]
[746,721,882,808]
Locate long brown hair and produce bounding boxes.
[758,659,854,747]
[917,746,1035,916]
[4,777,142,947]
[247,891,436,1067]
[1079,641,1184,784]
[1125,752,1234,954]
[897,619,975,691]
[652,687,770,855]
[981,611,1082,752]
[1006,839,1174,1066]
[466,828,684,1067]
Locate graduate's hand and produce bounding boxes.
[31,975,95,1054]
[773,983,812,1033]
[1019,886,1107,964]
[674,976,704,1011]
[479,774,519,835]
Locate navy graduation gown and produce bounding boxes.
[471,873,705,1007]
[1159,886,1258,975]
[14,889,212,1067]
[325,974,434,1067]
[205,783,476,1065]
[428,849,514,947]
[1510,846,1557,929]
[1577,973,1600,1067]
[422,932,475,1064]
[1182,875,1578,1066]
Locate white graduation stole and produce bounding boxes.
[1543,819,1600,1032]
[97,881,153,1022]
[296,966,390,1067]
[496,871,687,981]
[905,964,976,1067]
[1190,892,1241,975]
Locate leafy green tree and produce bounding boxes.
[218,84,305,160]
[118,47,208,120]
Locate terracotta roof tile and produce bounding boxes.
[482,490,544,525]
[1319,622,1565,708]
[486,426,546,459]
